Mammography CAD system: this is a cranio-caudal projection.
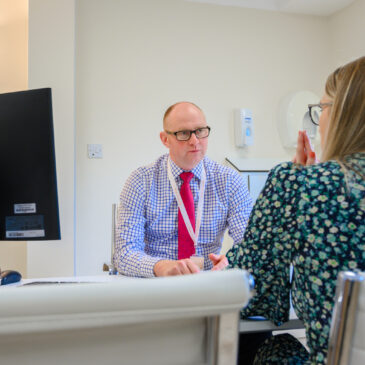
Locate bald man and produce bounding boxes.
[113,102,252,277]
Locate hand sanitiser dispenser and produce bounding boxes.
[234,109,254,147]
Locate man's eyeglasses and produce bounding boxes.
[165,126,211,141]
[308,102,333,126]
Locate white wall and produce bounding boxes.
[75,0,331,275]
[26,0,365,277]
[0,0,28,276]
[329,0,365,68]
[27,0,75,277]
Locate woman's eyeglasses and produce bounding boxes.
[308,102,333,126]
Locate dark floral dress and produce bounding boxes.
[227,153,365,364]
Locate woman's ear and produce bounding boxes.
[160,131,169,148]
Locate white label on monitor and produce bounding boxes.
[6,230,45,238]
[5,215,45,238]
[14,203,36,214]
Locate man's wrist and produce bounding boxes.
[153,259,171,277]
[135,255,165,278]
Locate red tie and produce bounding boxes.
[178,172,196,259]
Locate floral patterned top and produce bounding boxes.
[227,153,365,364]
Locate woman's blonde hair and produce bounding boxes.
[322,56,365,162]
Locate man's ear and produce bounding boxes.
[160,131,170,148]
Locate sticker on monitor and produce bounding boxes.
[5,215,45,238]
[14,203,37,214]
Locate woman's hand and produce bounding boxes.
[292,131,317,166]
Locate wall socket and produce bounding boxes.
[87,144,103,159]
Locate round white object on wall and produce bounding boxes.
[277,90,319,149]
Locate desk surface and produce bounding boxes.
[14,274,304,333]
[240,318,304,333]
[226,157,282,172]
[7,275,305,334]
[3,275,127,287]
[239,304,304,333]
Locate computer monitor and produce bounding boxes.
[0,88,61,240]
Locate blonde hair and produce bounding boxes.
[322,56,365,162]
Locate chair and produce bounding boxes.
[327,271,365,365]
[0,269,253,365]
[103,203,118,275]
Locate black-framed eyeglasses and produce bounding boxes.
[165,126,211,141]
[308,102,333,126]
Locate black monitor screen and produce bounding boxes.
[0,88,60,240]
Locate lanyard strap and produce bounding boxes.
[167,158,206,249]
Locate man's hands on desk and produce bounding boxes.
[153,253,228,277]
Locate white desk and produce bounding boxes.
[239,300,305,334]
[240,318,304,333]
[225,157,283,203]
[0,270,252,365]
[17,274,125,286]
[8,275,305,333]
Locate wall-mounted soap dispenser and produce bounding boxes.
[234,108,254,147]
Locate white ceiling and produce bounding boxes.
[185,0,356,16]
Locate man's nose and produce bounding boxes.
[189,132,199,144]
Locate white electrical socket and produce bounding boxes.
[87,144,103,159]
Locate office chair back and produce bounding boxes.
[103,203,119,274]
[327,271,365,365]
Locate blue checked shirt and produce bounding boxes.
[114,154,252,277]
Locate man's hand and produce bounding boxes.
[292,131,317,166]
[154,259,201,277]
[209,253,228,271]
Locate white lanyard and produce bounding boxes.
[167,158,206,249]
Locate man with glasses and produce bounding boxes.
[113,101,252,277]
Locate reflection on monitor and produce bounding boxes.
[0,88,61,240]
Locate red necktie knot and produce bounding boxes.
[180,171,194,184]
